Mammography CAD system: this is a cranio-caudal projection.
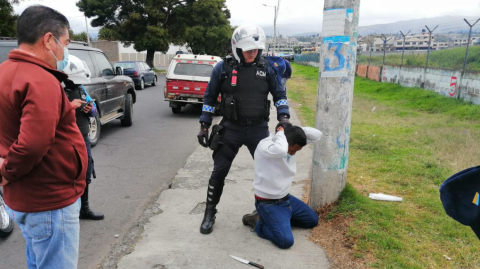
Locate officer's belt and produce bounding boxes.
[229,118,265,126]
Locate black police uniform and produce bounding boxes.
[64,82,104,220]
[198,55,290,233]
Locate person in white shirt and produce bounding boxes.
[242,123,322,249]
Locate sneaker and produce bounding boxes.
[242,210,260,229]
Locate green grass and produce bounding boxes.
[288,63,480,269]
[358,46,480,71]
[154,68,167,74]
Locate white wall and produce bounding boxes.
[118,43,190,55]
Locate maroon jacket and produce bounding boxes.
[0,49,87,212]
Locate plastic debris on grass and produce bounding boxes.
[369,193,403,202]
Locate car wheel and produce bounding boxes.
[137,78,145,90]
[121,93,133,126]
[0,191,14,238]
[172,106,181,113]
[89,113,101,147]
[152,75,157,86]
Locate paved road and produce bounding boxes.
[0,74,205,269]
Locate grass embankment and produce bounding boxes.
[288,63,480,268]
[358,46,480,72]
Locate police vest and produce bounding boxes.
[64,85,90,137]
[219,58,270,120]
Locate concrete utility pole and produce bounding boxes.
[309,0,361,210]
[462,18,480,73]
[380,34,391,66]
[85,16,90,45]
[399,30,411,67]
[276,0,281,56]
[425,25,438,69]
[263,2,279,56]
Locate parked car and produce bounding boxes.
[114,61,157,90]
[0,189,13,238]
[0,40,16,64]
[164,54,222,113]
[0,40,137,147]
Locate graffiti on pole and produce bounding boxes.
[321,36,351,77]
[321,8,357,78]
[328,126,351,171]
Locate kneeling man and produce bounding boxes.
[242,123,322,249]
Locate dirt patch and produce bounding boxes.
[302,180,371,269]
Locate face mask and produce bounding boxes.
[49,36,69,71]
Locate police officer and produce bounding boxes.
[64,55,104,220]
[197,25,290,234]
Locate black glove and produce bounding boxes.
[197,123,210,148]
[276,116,292,131]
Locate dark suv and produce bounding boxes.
[0,41,136,146]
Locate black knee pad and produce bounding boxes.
[206,180,225,205]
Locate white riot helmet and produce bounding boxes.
[231,25,266,63]
[64,55,92,85]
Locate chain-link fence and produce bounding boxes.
[294,53,320,63]
[358,46,480,72]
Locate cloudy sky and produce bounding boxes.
[13,0,480,36]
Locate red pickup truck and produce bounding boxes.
[164,54,222,113]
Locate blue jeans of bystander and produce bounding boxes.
[6,199,81,269]
[254,194,318,249]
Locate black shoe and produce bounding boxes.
[200,204,217,234]
[242,210,260,229]
[79,184,104,220]
[80,203,105,220]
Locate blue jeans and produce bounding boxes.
[6,199,81,269]
[254,194,318,249]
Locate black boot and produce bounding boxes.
[80,184,104,220]
[199,180,224,234]
[200,204,217,234]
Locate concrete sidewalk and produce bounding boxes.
[117,107,330,269]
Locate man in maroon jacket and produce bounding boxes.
[0,5,87,269]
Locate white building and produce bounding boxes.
[394,33,450,51]
[453,37,479,46]
[395,34,434,50]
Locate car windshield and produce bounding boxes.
[173,63,214,77]
[114,62,136,70]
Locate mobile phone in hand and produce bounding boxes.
[86,99,95,106]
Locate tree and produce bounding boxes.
[293,46,303,54]
[0,0,20,37]
[69,29,90,42]
[77,0,232,67]
[98,27,120,41]
[176,0,232,56]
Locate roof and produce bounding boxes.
[0,40,17,47]
[173,54,222,62]
[68,43,102,52]
[0,39,103,53]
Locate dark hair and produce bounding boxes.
[17,5,70,45]
[284,125,307,147]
